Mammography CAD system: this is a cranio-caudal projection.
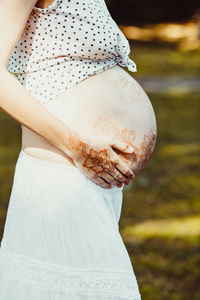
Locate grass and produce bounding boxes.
[0,42,200,299]
[129,41,200,78]
[120,91,200,300]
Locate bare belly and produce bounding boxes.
[22,65,157,175]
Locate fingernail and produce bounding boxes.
[117,183,122,187]
[129,173,135,179]
[125,181,130,185]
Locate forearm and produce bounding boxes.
[0,68,79,157]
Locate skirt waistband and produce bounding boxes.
[17,149,123,194]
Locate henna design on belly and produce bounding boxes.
[115,75,148,104]
[93,117,136,145]
[93,117,156,172]
[68,132,114,175]
[136,132,156,169]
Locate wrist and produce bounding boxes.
[63,131,88,160]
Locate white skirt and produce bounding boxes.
[0,149,141,300]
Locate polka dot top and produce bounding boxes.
[7,0,137,105]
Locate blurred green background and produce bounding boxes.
[122,44,200,299]
[0,1,200,299]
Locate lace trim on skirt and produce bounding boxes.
[0,247,140,299]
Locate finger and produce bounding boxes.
[75,165,112,189]
[93,176,112,189]
[109,138,134,154]
[86,172,112,189]
[109,152,135,179]
[101,173,124,188]
[105,168,130,185]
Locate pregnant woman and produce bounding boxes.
[0,0,156,299]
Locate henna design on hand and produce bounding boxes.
[68,132,114,175]
[68,132,86,150]
[93,117,156,172]
[82,148,114,175]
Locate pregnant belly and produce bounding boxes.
[22,65,157,175]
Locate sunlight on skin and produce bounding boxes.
[120,216,200,242]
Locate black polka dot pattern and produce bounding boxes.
[7,0,137,105]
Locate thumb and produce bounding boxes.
[109,139,134,154]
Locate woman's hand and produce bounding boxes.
[68,132,135,189]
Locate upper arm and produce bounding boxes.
[0,0,37,68]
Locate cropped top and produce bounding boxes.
[7,0,137,105]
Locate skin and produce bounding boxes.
[93,117,156,175]
[0,0,156,189]
[68,132,114,175]
[23,65,157,186]
[35,0,53,9]
[115,75,149,104]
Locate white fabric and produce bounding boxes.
[0,149,141,299]
[6,0,137,105]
